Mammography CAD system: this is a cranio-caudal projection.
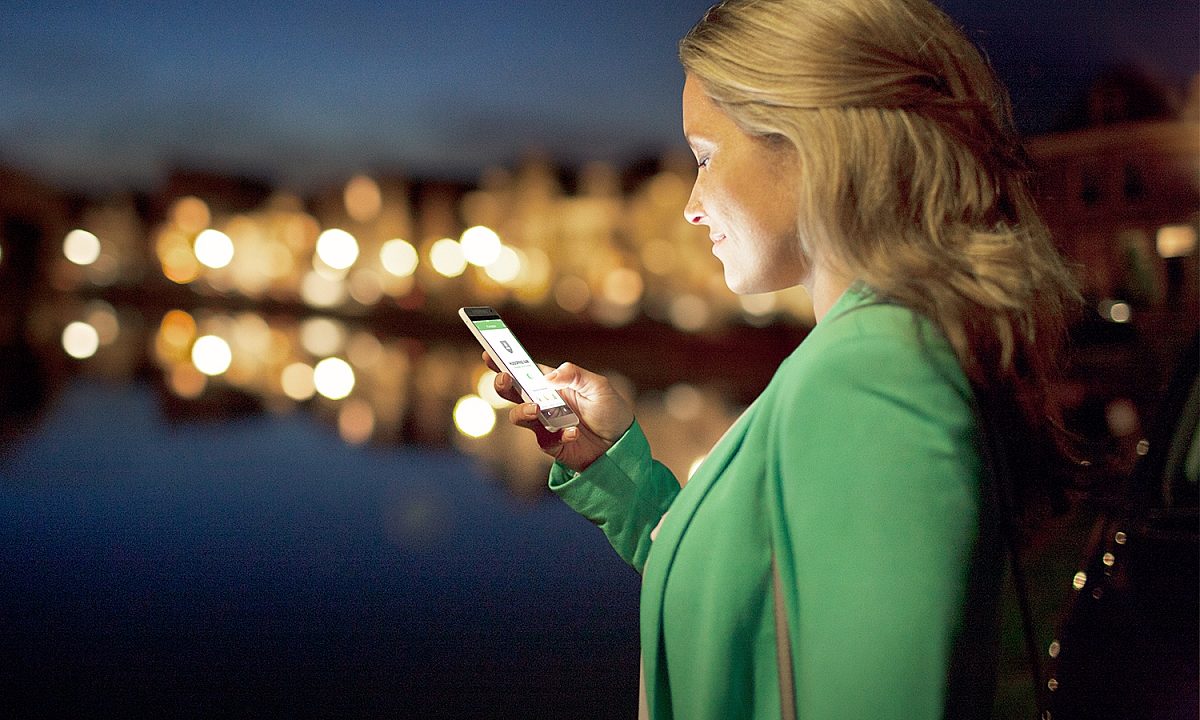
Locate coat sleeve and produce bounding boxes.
[548,419,680,574]
[768,320,983,719]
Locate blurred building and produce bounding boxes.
[1026,70,1200,473]
[1027,69,1199,319]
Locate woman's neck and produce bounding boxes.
[806,264,854,323]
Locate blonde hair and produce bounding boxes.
[681,0,1081,505]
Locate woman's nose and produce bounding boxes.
[683,187,705,226]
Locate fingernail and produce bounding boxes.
[544,370,558,381]
[523,404,538,418]
[563,427,578,441]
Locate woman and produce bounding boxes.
[491,0,1077,717]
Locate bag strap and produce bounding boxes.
[976,404,1050,718]
[772,556,797,720]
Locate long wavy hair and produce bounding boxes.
[680,0,1081,513]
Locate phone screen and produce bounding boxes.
[467,315,573,419]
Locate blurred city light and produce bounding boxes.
[1157,224,1197,258]
[171,196,211,233]
[602,268,644,306]
[168,363,207,399]
[301,270,347,308]
[62,321,100,359]
[63,229,101,266]
[281,362,317,401]
[313,357,355,400]
[300,316,346,357]
[343,175,382,223]
[485,246,522,284]
[338,398,376,444]
[316,229,360,271]
[1099,299,1133,323]
[476,369,508,409]
[429,238,467,277]
[83,300,120,345]
[460,225,502,267]
[192,335,233,376]
[380,238,419,277]
[194,229,235,269]
[668,294,710,332]
[554,275,590,313]
[346,332,383,369]
[453,395,496,438]
[664,383,703,421]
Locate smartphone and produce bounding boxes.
[458,306,581,431]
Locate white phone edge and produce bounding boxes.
[458,307,580,432]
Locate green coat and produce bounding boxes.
[549,285,1002,719]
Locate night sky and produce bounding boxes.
[1,0,1196,194]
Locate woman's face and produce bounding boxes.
[682,75,809,295]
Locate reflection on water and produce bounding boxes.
[16,290,757,500]
[0,379,644,718]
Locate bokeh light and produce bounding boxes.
[664,383,703,421]
[346,332,383,369]
[316,228,359,271]
[338,398,376,444]
[380,238,419,277]
[300,316,346,357]
[281,362,316,401]
[602,268,644,306]
[1157,224,1197,258]
[171,196,211,233]
[313,357,355,400]
[192,335,233,376]
[62,321,100,359]
[454,395,496,438]
[344,175,382,223]
[168,363,207,399]
[429,238,467,277]
[63,229,101,266]
[194,229,235,269]
[669,294,710,332]
[461,225,502,267]
[554,276,590,314]
[83,300,120,345]
[301,270,347,308]
[485,246,522,284]
[476,369,508,409]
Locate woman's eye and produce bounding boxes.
[697,157,710,169]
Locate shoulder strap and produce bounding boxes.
[977,404,1050,718]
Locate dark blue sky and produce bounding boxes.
[1,1,1195,194]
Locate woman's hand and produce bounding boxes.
[485,353,634,472]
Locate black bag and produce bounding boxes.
[1046,342,1199,720]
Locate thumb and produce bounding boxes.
[544,362,603,394]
